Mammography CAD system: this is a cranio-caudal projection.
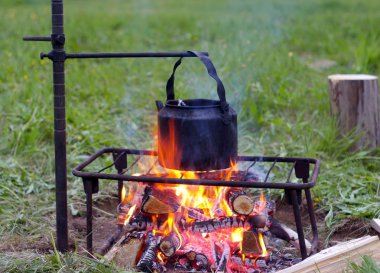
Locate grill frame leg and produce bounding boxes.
[290,190,308,259]
[83,178,99,256]
[305,188,319,255]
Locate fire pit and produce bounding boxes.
[73,148,320,272]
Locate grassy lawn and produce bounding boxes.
[1,0,380,271]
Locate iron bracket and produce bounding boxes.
[40,50,66,62]
[83,178,99,194]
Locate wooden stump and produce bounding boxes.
[328,74,380,151]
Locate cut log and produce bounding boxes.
[277,236,380,273]
[136,231,160,272]
[159,232,182,257]
[241,230,261,255]
[141,187,180,214]
[105,231,145,269]
[328,74,380,151]
[226,189,254,216]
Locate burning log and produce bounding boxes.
[226,189,254,216]
[105,231,145,269]
[117,204,138,225]
[215,241,231,273]
[183,207,209,221]
[191,215,266,233]
[210,239,219,265]
[141,186,180,214]
[211,188,228,217]
[125,213,155,231]
[269,218,311,252]
[152,262,166,273]
[186,251,210,271]
[241,230,261,255]
[246,214,267,229]
[136,231,160,272]
[159,232,182,257]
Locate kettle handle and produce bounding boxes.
[165,51,230,122]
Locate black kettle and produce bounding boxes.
[156,51,237,171]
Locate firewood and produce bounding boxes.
[211,187,228,217]
[226,189,254,216]
[246,214,266,229]
[105,231,145,269]
[136,231,160,272]
[241,230,261,255]
[185,251,210,271]
[192,216,244,233]
[210,238,219,265]
[215,241,230,273]
[117,204,138,225]
[191,215,266,233]
[269,219,311,252]
[152,261,166,273]
[125,213,154,231]
[183,206,209,221]
[159,232,182,257]
[141,187,180,214]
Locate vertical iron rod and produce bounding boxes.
[118,181,123,204]
[305,188,319,254]
[290,190,307,259]
[52,0,68,252]
[85,182,93,255]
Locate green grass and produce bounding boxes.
[1,0,380,271]
[345,255,380,273]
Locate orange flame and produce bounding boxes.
[121,185,127,205]
[255,192,266,213]
[258,232,268,257]
[231,228,244,243]
[123,204,137,225]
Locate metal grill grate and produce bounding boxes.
[73,148,319,190]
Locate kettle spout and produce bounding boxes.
[155,100,164,111]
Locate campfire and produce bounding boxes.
[96,140,318,273]
[114,161,271,272]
